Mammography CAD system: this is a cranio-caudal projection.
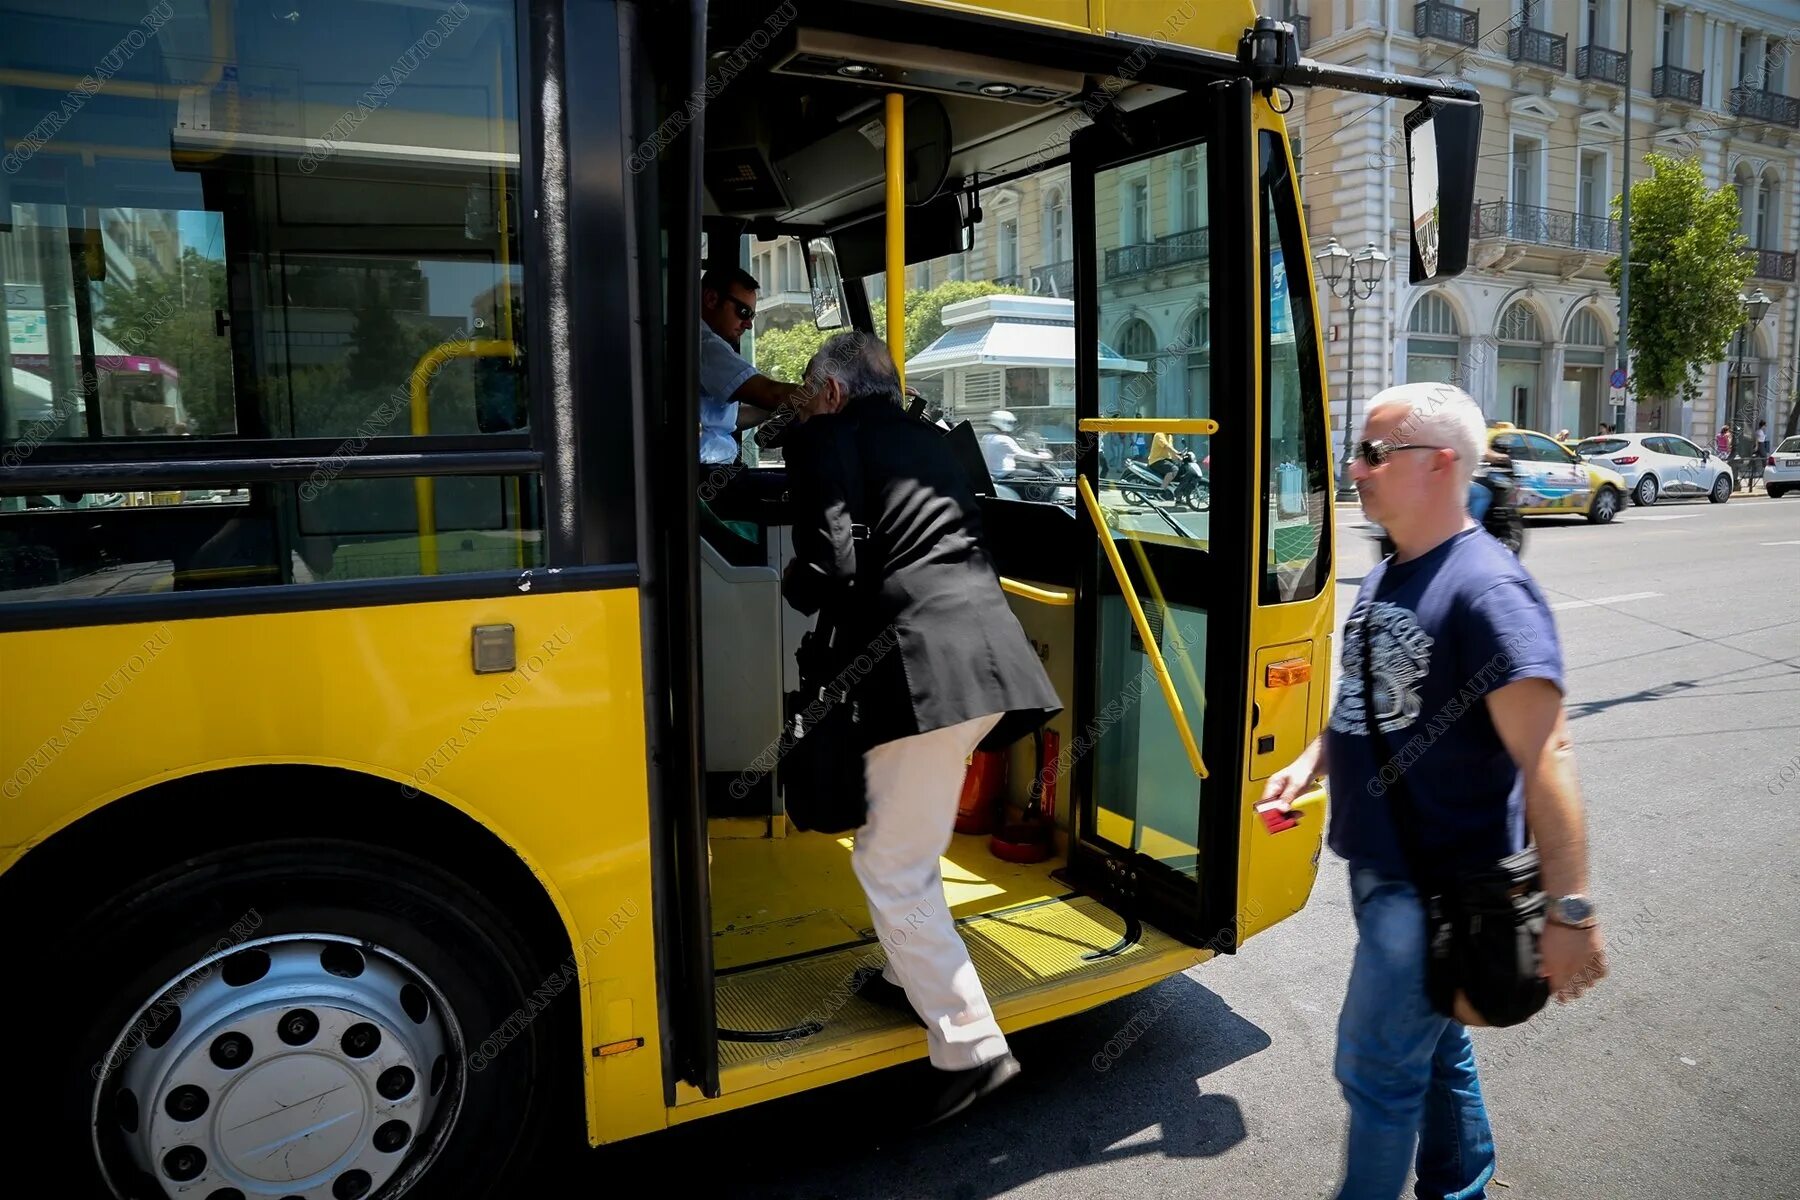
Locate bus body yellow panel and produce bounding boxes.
[0,591,670,1145]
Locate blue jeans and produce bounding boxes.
[1335,869,1496,1200]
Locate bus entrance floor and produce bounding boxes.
[708,821,1068,972]
[700,822,1201,1092]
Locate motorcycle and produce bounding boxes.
[1371,459,1525,560]
[992,456,1075,506]
[1122,451,1208,510]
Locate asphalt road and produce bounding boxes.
[588,493,1800,1200]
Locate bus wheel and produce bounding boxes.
[19,840,569,1199]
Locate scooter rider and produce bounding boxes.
[980,410,1053,479]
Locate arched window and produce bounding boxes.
[1185,308,1211,421]
[1756,171,1778,248]
[1497,301,1545,426]
[1567,307,1607,348]
[1497,302,1543,342]
[1117,318,1157,359]
[1114,318,1160,420]
[1734,164,1756,239]
[1043,187,1068,264]
[1405,292,1462,384]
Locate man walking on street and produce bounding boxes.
[1261,382,1607,1199]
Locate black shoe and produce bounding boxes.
[924,1053,1022,1126]
[851,966,926,1028]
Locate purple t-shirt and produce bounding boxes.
[1326,526,1565,878]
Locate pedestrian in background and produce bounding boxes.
[1261,382,1607,1200]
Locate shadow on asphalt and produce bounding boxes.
[566,974,1271,1198]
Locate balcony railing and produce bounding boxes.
[1289,13,1311,52]
[1575,44,1628,85]
[1029,260,1075,296]
[1475,201,1621,253]
[1652,64,1704,104]
[1730,86,1800,128]
[991,273,1022,287]
[1105,228,1210,280]
[1414,1,1477,47]
[1753,247,1798,282]
[1508,27,1568,72]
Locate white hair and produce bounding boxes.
[1367,381,1485,486]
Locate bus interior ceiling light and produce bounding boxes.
[770,28,1083,106]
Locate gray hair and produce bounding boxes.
[805,331,903,409]
[1367,381,1486,487]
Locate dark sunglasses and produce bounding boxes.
[728,299,755,321]
[1357,439,1450,467]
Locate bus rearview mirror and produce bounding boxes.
[805,236,846,331]
[1403,97,1480,285]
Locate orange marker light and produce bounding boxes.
[1265,658,1312,688]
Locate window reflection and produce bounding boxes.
[1,0,528,446]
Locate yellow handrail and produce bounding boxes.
[1078,418,1219,435]
[999,577,1074,606]
[1075,475,1207,780]
[885,92,905,388]
[411,338,518,575]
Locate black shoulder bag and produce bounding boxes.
[778,452,880,834]
[1356,602,1550,1028]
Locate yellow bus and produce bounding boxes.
[0,2,1479,1196]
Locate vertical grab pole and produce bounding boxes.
[885,92,905,382]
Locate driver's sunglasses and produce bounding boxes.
[1357,439,1449,467]
[728,299,756,321]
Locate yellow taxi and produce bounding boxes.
[1487,422,1629,524]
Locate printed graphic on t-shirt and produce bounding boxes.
[1330,600,1434,736]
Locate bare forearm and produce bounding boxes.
[1489,680,1590,897]
[1522,730,1590,897]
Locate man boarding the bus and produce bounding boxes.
[1260,383,1607,1199]
[782,332,1062,1125]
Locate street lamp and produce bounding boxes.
[1315,236,1389,499]
[1732,287,1772,490]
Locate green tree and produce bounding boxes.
[1607,153,1754,415]
[95,247,236,435]
[750,321,832,383]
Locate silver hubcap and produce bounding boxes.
[1638,479,1655,504]
[97,935,462,1199]
[1597,492,1614,519]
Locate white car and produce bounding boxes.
[1765,435,1800,498]
[1573,432,1734,506]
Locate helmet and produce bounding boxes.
[988,409,1018,432]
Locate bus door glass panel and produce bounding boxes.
[1083,138,1214,884]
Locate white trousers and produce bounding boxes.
[854,711,1010,1071]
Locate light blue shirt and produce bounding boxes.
[699,322,758,465]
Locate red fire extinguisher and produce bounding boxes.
[955,748,1008,835]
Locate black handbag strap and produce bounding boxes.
[1355,599,1432,890]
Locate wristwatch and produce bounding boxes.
[1546,894,1597,929]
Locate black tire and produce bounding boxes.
[1587,486,1620,524]
[1709,474,1732,503]
[9,839,575,1200]
[1633,475,1658,507]
[1768,485,1788,498]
